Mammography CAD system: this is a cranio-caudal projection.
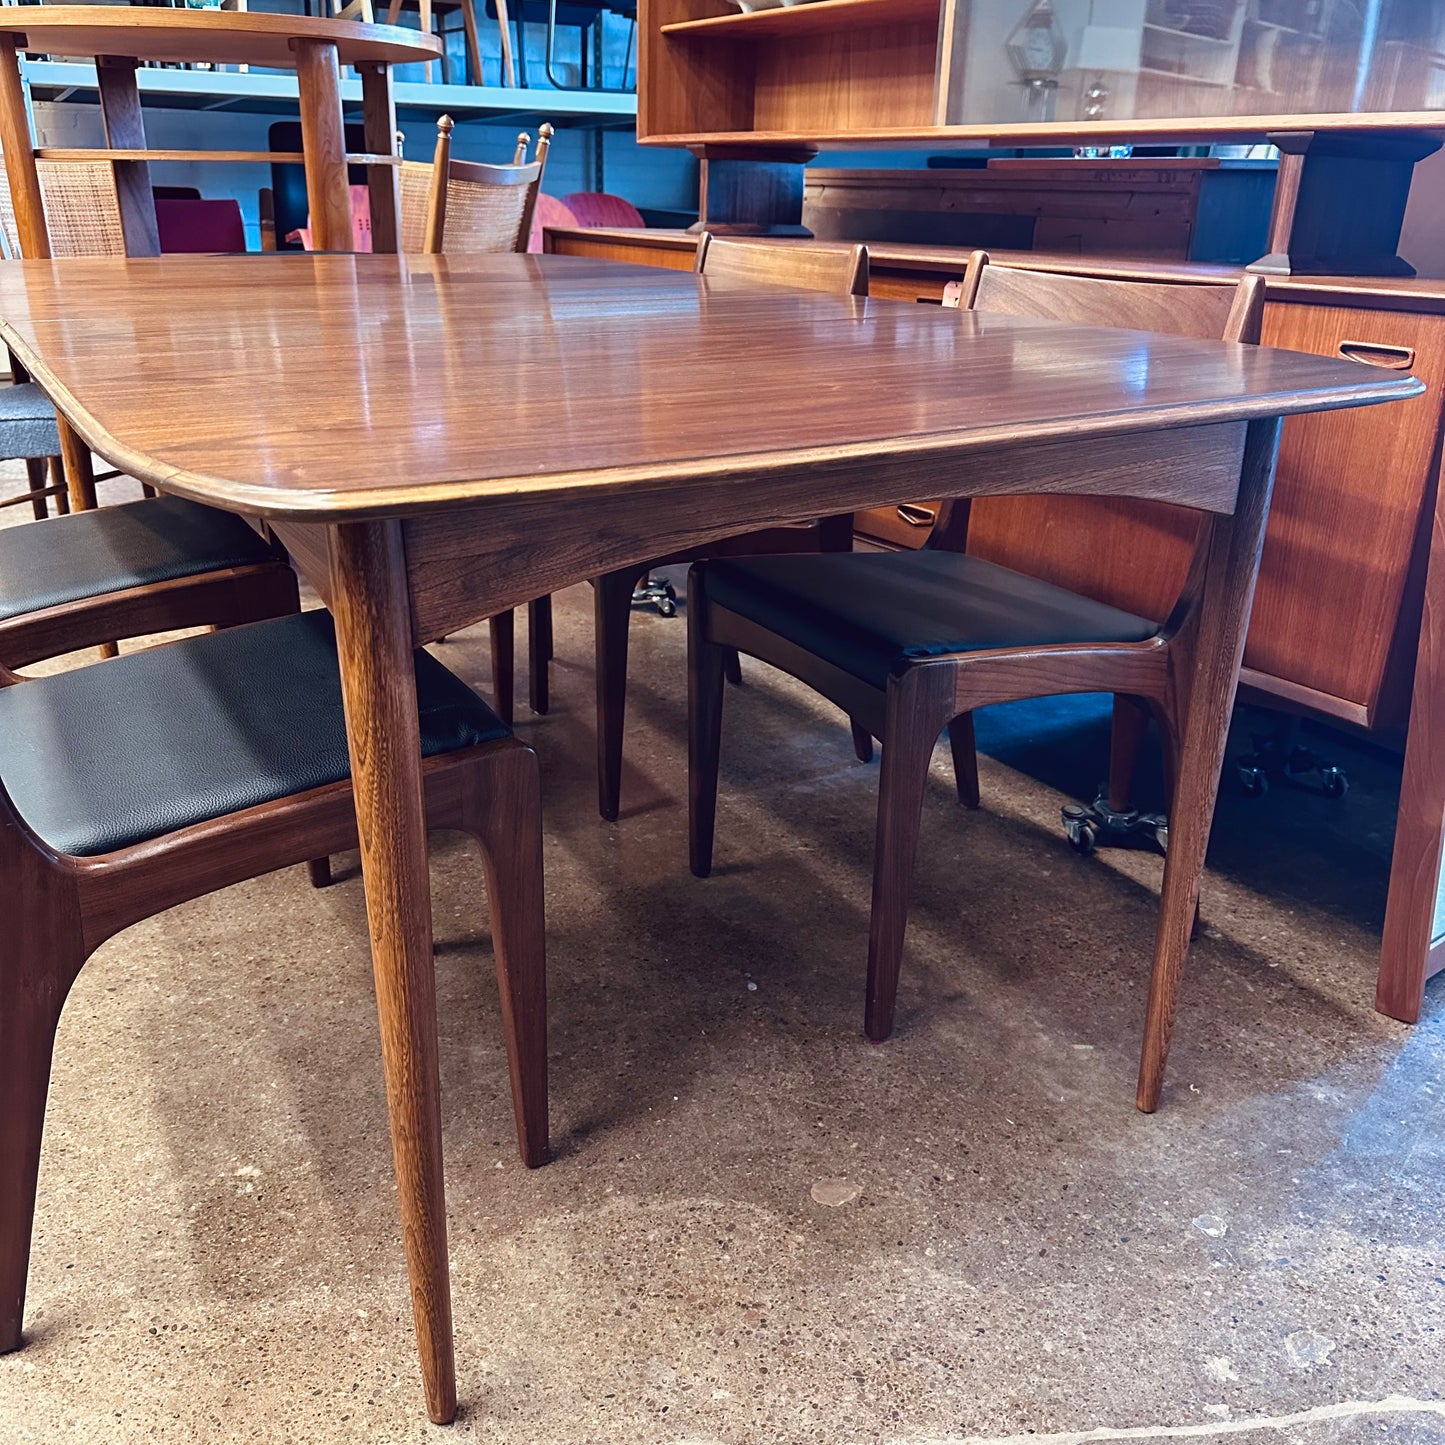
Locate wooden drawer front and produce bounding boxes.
[856,499,940,550]
[1250,303,1445,717]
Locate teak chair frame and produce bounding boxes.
[0,687,548,1358]
[689,252,1269,1113]
[582,233,869,822]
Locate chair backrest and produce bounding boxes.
[562,191,646,229]
[0,156,126,259]
[956,250,1264,347]
[401,114,553,256]
[938,250,1268,627]
[693,232,869,297]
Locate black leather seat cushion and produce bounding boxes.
[0,610,509,857]
[0,495,281,622]
[702,550,1159,689]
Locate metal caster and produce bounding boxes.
[632,576,678,618]
[1061,790,1168,857]
[1234,718,1349,801]
[1238,765,1269,798]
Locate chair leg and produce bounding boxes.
[688,574,727,879]
[47,458,67,515]
[0,852,86,1354]
[851,722,874,763]
[946,712,981,809]
[488,611,515,727]
[1136,419,1280,1112]
[723,648,743,686]
[1109,694,1153,812]
[527,595,552,716]
[307,856,334,889]
[594,569,633,822]
[459,0,485,85]
[23,458,47,520]
[865,667,955,1043]
[464,742,548,1168]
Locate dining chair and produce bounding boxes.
[940,256,1265,819]
[0,356,67,520]
[401,113,553,722]
[539,233,868,822]
[0,607,548,1355]
[686,252,1266,1110]
[404,112,553,257]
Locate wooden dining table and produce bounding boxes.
[0,251,1420,1423]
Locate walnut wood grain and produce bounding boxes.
[327,519,455,1424]
[0,255,1411,525]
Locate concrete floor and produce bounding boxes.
[0,478,1442,1443]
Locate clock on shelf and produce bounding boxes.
[1006,0,1068,121]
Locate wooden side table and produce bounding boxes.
[0,7,441,257]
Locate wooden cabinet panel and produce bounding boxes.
[1251,303,1445,718]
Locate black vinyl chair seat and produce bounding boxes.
[0,610,510,857]
[702,550,1159,689]
[0,495,281,623]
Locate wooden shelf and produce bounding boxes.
[34,147,401,165]
[660,0,938,41]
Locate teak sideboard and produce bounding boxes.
[547,223,1445,1026]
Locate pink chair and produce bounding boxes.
[529,192,578,252]
[561,191,646,229]
[286,185,375,253]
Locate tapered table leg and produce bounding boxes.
[1137,418,1281,1112]
[293,39,354,254]
[329,519,456,1424]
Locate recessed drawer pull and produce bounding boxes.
[897,503,936,527]
[1338,340,1416,370]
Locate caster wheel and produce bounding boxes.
[1067,820,1098,856]
[657,596,677,618]
[1238,767,1268,798]
[1320,767,1349,800]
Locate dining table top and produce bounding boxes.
[0,252,1422,524]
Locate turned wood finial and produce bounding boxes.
[437,114,456,138]
[513,131,531,165]
[535,122,554,166]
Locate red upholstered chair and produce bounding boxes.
[529,192,579,252]
[560,191,645,229]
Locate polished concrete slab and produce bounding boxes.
[0,482,1441,1443]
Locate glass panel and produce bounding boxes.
[941,0,1445,128]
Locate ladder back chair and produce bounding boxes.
[532,233,869,822]
[687,251,1267,1113]
[0,609,548,1358]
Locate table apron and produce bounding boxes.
[269,420,1247,645]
